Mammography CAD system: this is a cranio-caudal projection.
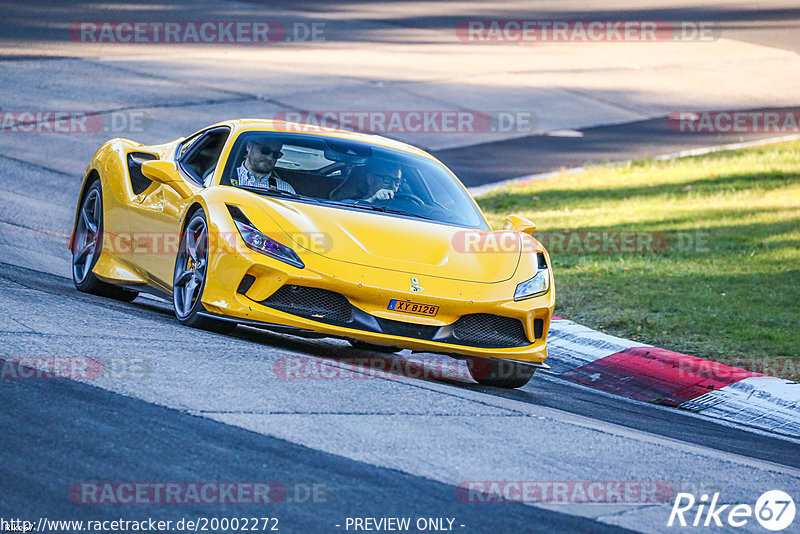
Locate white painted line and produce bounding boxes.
[469,167,587,198]
[652,134,800,161]
[545,129,584,138]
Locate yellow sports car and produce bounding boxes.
[70,120,554,388]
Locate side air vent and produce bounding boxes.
[127,152,158,195]
[537,252,548,270]
[237,274,256,295]
[533,318,545,339]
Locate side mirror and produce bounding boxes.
[141,160,193,199]
[503,214,536,235]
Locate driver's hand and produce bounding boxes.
[367,188,394,202]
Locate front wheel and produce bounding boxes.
[467,357,535,389]
[173,210,236,334]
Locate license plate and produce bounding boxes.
[388,299,439,317]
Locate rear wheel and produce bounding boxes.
[467,357,535,389]
[72,181,139,302]
[173,209,236,334]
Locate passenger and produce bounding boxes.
[330,159,403,202]
[232,138,296,193]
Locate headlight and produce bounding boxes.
[228,206,304,269]
[514,269,549,301]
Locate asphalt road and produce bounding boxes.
[434,111,800,188]
[1,1,800,533]
[2,260,799,534]
[3,364,628,534]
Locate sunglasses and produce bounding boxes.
[252,146,283,159]
[262,149,283,159]
[373,173,403,186]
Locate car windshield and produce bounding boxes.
[220,131,489,229]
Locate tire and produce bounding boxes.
[173,209,236,334]
[348,340,403,353]
[467,357,535,389]
[72,180,139,302]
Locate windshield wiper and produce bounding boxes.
[324,200,433,220]
[382,207,433,220]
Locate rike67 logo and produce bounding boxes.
[668,490,795,531]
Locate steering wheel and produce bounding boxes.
[388,193,424,205]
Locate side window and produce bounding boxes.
[177,130,204,158]
[178,128,230,185]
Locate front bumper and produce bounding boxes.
[200,219,554,363]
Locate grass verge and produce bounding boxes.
[477,140,800,378]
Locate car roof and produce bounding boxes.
[209,119,435,160]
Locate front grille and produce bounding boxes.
[452,313,529,348]
[375,317,440,340]
[259,286,532,349]
[262,285,353,324]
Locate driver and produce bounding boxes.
[330,158,403,203]
[232,137,296,193]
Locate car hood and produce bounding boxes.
[252,198,520,283]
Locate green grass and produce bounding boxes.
[477,141,800,370]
